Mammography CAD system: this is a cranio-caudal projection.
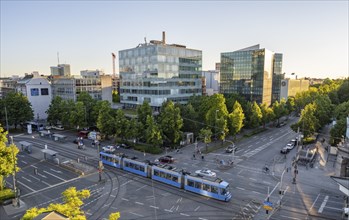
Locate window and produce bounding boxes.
[194,181,202,189]
[187,179,194,187]
[31,88,39,96]
[41,88,49,95]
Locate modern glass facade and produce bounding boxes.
[220,45,283,106]
[119,41,202,108]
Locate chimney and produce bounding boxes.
[162,31,166,45]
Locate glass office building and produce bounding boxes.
[220,44,283,106]
[119,33,202,109]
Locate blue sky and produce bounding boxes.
[1,1,348,79]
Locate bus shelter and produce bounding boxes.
[19,141,33,154]
[41,149,58,161]
[52,134,67,142]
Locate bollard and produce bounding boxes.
[77,158,80,163]
[34,168,38,175]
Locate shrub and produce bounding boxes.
[0,188,15,204]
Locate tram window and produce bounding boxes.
[187,179,194,187]
[140,166,145,172]
[125,162,129,167]
[221,188,227,195]
[166,173,172,180]
[135,164,139,170]
[172,176,178,182]
[203,184,210,192]
[154,170,159,176]
[195,182,202,189]
[211,186,218,193]
[160,171,166,178]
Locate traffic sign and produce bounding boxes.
[263,201,273,211]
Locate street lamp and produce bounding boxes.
[9,136,19,207]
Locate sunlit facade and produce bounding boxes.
[220,44,283,106]
[119,33,202,108]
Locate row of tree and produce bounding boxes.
[289,78,349,145]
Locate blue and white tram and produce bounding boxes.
[122,157,149,177]
[184,175,232,202]
[100,151,123,168]
[151,164,183,188]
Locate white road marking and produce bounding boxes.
[194,206,200,211]
[310,193,320,210]
[21,160,28,164]
[121,180,132,186]
[252,191,261,194]
[324,206,343,211]
[135,201,144,205]
[180,213,190,217]
[17,180,35,191]
[37,173,47,179]
[199,218,208,220]
[237,187,245,190]
[318,195,329,213]
[110,195,116,197]
[22,176,32,182]
[43,170,66,182]
[164,209,173,212]
[150,205,159,209]
[247,145,253,148]
[136,185,147,191]
[238,170,243,175]
[28,174,40,181]
[110,207,118,210]
[129,212,144,217]
[42,181,51,186]
[263,181,271,185]
[31,165,37,169]
[249,178,257,181]
[122,198,129,201]
[281,215,300,220]
[50,168,62,174]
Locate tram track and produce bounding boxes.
[13,136,252,219]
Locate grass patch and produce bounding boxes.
[243,128,267,138]
[133,144,163,154]
[0,188,15,204]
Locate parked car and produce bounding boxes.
[276,122,287,128]
[225,145,238,153]
[52,125,64,130]
[102,145,116,153]
[156,155,174,164]
[119,143,130,149]
[195,169,216,177]
[280,143,294,154]
[45,125,52,130]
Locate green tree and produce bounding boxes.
[205,94,229,139]
[109,212,121,220]
[158,101,183,146]
[77,92,96,126]
[260,103,274,128]
[69,102,87,129]
[145,115,162,147]
[46,96,64,126]
[3,92,34,129]
[199,128,212,152]
[272,99,287,126]
[178,103,199,135]
[114,109,128,140]
[248,101,262,128]
[228,101,245,138]
[125,118,140,145]
[137,101,152,127]
[22,187,90,220]
[334,101,349,120]
[0,126,19,190]
[60,99,76,127]
[337,79,349,103]
[286,97,296,115]
[96,102,115,139]
[112,90,120,103]
[330,118,346,146]
[291,103,319,138]
[313,95,332,127]
[91,100,109,125]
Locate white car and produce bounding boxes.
[102,145,116,153]
[52,125,64,130]
[195,169,216,177]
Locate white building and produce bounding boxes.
[16,72,52,120]
[202,70,219,96]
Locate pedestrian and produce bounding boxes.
[193,154,196,159]
[34,168,38,175]
[201,155,204,160]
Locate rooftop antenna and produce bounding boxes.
[57,52,60,65]
[144,37,147,44]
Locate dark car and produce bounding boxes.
[119,143,131,149]
[157,155,174,164]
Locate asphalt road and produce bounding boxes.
[1,116,344,220]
